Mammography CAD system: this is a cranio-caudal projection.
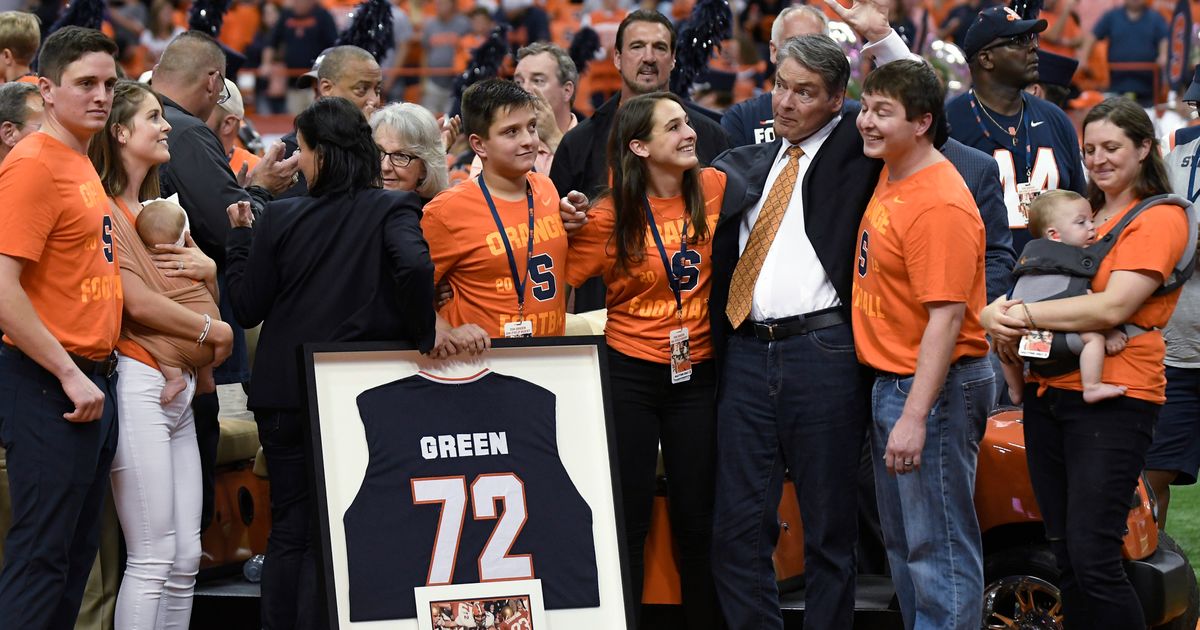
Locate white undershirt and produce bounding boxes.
[738,114,843,321]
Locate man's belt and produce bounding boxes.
[3,343,117,378]
[736,307,848,341]
[70,352,118,378]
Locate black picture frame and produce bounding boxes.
[303,336,633,629]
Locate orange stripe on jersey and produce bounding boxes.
[422,173,567,337]
[567,167,726,363]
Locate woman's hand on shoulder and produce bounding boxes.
[152,231,217,282]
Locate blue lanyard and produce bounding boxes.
[969,91,1033,180]
[643,196,688,315]
[478,175,535,317]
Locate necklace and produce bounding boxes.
[972,90,1025,146]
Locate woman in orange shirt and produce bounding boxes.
[983,97,1189,629]
[567,91,725,629]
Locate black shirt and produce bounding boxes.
[226,188,436,410]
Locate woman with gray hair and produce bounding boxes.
[369,102,449,203]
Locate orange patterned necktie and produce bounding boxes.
[726,145,804,328]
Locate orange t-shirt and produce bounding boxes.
[1034,201,1189,403]
[0,133,123,360]
[567,168,725,364]
[852,160,989,374]
[422,172,567,337]
[230,145,261,175]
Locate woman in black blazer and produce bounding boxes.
[224,97,437,629]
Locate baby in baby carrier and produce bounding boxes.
[1002,190,1129,404]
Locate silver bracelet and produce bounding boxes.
[197,313,212,346]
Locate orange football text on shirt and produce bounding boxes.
[626,296,708,320]
[80,273,124,304]
[499,309,563,335]
[852,282,885,319]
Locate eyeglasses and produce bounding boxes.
[211,70,232,105]
[379,148,418,168]
[980,32,1039,54]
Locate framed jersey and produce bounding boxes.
[304,337,632,630]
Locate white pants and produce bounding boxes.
[111,356,201,629]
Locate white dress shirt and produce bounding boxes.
[738,114,843,321]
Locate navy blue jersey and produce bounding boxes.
[344,370,600,621]
[946,92,1086,230]
[721,93,776,147]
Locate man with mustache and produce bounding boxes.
[550,9,731,312]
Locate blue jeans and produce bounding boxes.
[712,322,871,630]
[871,356,993,630]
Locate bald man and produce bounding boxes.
[276,45,383,199]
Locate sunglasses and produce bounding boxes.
[980,32,1039,54]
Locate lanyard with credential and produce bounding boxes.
[643,196,688,320]
[479,175,535,321]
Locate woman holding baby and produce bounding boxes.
[983,97,1191,629]
[87,79,232,628]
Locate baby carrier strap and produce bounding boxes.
[1088,194,1197,296]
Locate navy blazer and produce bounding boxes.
[940,137,1016,303]
[709,107,882,366]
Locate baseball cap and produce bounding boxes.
[296,49,331,89]
[962,6,1047,59]
[1184,66,1200,102]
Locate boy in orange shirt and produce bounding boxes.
[421,79,584,352]
[851,60,993,630]
[0,27,123,626]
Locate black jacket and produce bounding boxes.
[550,94,732,201]
[709,108,882,368]
[226,188,436,410]
[159,95,272,268]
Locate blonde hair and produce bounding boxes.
[136,200,186,248]
[0,12,40,65]
[1027,189,1086,239]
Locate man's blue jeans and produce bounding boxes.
[870,356,993,630]
[712,322,871,630]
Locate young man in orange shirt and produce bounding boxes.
[0,27,125,628]
[422,79,581,352]
[851,59,993,630]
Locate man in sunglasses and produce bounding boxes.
[945,6,1086,255]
